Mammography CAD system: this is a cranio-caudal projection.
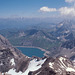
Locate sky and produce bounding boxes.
[0,0,75,18]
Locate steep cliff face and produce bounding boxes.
[0,35,30,73]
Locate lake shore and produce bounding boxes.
[14,46,50,57]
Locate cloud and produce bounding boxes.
[59,7,75,16]
[39,6,75,16]
[65,0,75,3]
[39,7,57,12]
[39,0,75,17]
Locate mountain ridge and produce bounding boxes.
[0,35,75,75]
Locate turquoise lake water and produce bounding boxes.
[17,47,45,57]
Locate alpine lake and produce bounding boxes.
[17,47,45,57]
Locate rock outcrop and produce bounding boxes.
[0,35,30,73]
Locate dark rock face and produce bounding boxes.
[61,39,75,49]
[0,35,11,48]
[28,72,33,75]
[0,49,14,72]
[33,67,56,75]
[15,56,30,72]
[0,35,30,73]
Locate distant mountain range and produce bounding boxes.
[0,35,75,75]
[51,20,74,41]
[0,29,60,52]
[0,18,58,30]
[0,20,75,58]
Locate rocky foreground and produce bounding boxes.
[0,34,75,75]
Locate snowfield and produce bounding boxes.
[4,58,46,75]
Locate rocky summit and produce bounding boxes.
[0,35,75,75]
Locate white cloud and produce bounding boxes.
[39,0,75,17]
[59,7,75,16]
[40,6,57,12]
[39,6,75,16]
[65,0,75,3]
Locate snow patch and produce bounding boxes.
[73,59,75,67]
[59,57,66,62]
[49,62,54,69]
[55,68,62,74]
[58,23,63,27]
[24,58,46,75]
[7,69,22,75]
[10,58,15,66]
[65,30,69,33]
[59,57,75,72]
[0,63,3,66]
[66,67,75,72]
[57,37,60,39]
[59,57,67,68]
[60,23,63,26]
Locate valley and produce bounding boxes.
[0,20,75,58]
